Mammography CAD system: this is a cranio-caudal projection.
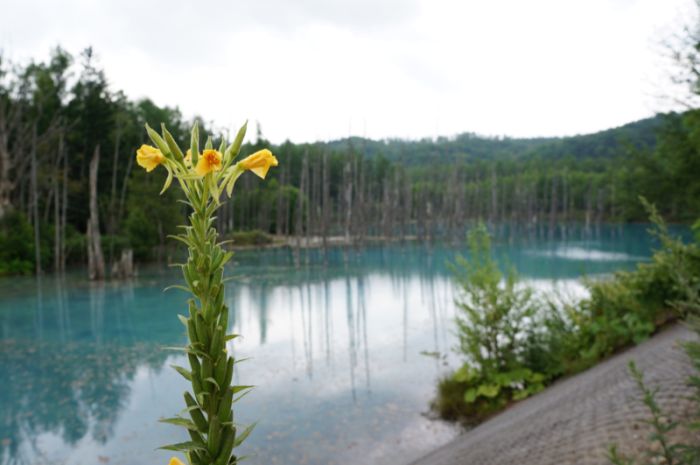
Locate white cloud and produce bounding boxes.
[0,0,694,143]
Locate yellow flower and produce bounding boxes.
[239,149,278,179]
[195,149,223,176]
[168,458,185,465]
[136,145,165,172]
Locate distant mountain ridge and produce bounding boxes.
[321,113,668,164]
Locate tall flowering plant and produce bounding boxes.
[135,121,277,465]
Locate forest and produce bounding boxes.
[1,46,699,276]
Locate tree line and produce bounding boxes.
[1,46,699,276]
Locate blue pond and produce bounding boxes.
[0,225,674,465]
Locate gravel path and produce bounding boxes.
[411,324,698,465]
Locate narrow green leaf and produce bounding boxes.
[217,387,233,423]
[168,234,195,247]
[233,422,256,448]
[162,124,184,160]
[159,417,197,430]
[145,123,172,160]
[165,285,191,293]
[159,441,207,452]
[208,416,221,456]
[184,392,208,432]
[172,365,192,381]
[204,376,221,391]
[225,121,247,164]
[160,166,173,194]
[177,315,190,328]
[232,385,254,394]
[191,121,200,165]
[232,388,253,404]
[213,426,235,465]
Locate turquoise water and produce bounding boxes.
[0,225,675,465]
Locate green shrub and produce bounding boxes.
[521,295,588,378]
[437,206,700,427]
[125,206,159,261]
[63,224,86,264]
[556,202,699,370]
[439,223,545,423]
[0,211,35,275]
[229,229,273,246]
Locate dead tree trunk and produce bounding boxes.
[30,124,42,275]
[489,165,497,227]
[548,173,557,240]
[304,152,312,250]
[584,181,593,238]
[276,163,286,236]
[343,157,353,242]
[321,151,330,260]
[294,151,308,267]
[87,145,106,280]
[0,97,21,221]
[107,122,122,263]
[117,152,133,227]
[53,131,64,272]
[60,142,69,272]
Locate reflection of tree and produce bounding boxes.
[0,339,170,465]
[0,276,178,465]
[323,277,333,367]
[344,276,357,401]
[298,283,313,379]
[342,275,372,402]
[357,276,371,392]
[258,283,268,344]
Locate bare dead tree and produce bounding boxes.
[0,82,27,220]
[30,124,42,274]
[60,138,69,272]
[53,130,64,272]
[342,155,353,242]
[294,150,308,267]
[548,173,558,240]
[321,150,330,261]
[87,144,105,280]
[117,149,133,228]
[276,163,286,236]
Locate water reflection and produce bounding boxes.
[0,224,673,465]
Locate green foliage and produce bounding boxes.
[0,212,35,275]
[125,169,183,261]
[520,295,590,378]
[125,207,159,261]
[229,230,273,247]
[540,202,700,372]
[692,220,700,244]
[438,206,700,427]
[63,224,86,265]
[440,223,545,422]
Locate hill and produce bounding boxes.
[321,113,668,164]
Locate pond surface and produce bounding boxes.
[0,224,676,465]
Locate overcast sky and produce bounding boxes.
[0,0,694,143]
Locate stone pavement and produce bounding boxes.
[411,324,698,465]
